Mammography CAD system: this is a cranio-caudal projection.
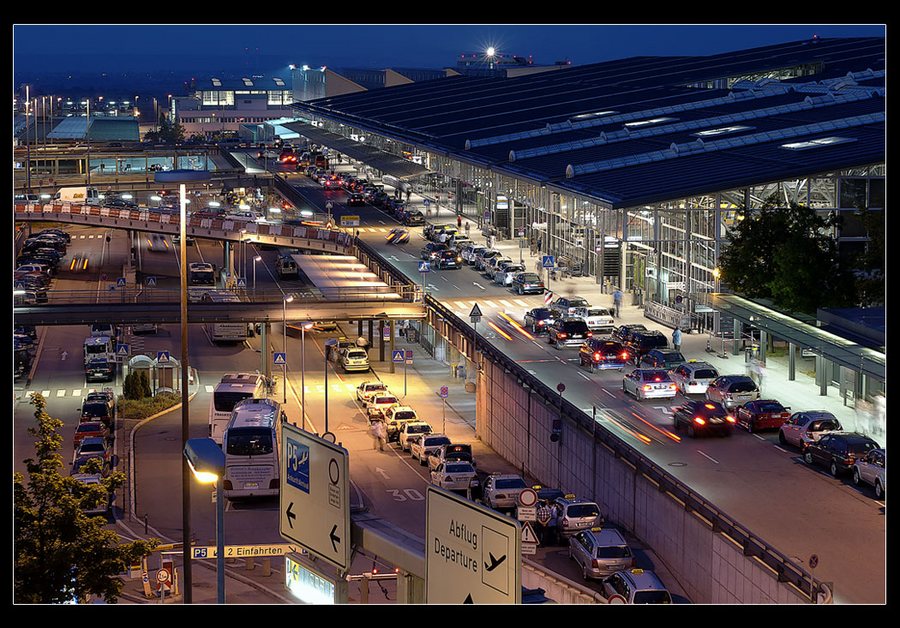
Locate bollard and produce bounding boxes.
[144,514,148,535]
[262,557,271,577]
[245,557,255,571]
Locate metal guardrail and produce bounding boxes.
[354,234,827,603]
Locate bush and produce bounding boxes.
[117,392,180,420]
[137,371,152,398]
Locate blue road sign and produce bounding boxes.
[117,277,127,287]
[418,261,431,273]
[542,255,555,269]
[117,344,130,356]
[193,548,208,559]
[146,276,157,287]
[405,349,413,365]
[156,350,170,363]
[15,282,25,291]
[424,199,430,206]
[274,352,287,365]
[392,349,405,363]
[439,386,449,399]
[237,277,247,288]
[285,437,310,494]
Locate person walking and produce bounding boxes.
[672,327,682,352]
[457,214,462,229]
[536,237,542,253]
[613,288,623,318]
[464,221,470,238]
[370,419,386,451]
[488,233,496,250]
[536,500,553,544]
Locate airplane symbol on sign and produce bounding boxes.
[484,552,506,572]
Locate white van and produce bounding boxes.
[55,186,100,205]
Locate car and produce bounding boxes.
[132,322,159,334]
[401,210,425,226]
[546,318,591,349]
[550,296,592,315]
[73,436,111,464]
[80,393,115,427]
[341,348,370,373]
[803,432,880,477]
[275,254,299,279]
[427,443,475,471]
[90,323,117,338]
[420,242,448,261]
[852,448,886,498]
[611,324,648,345]
[639,348,686,372]
[14,272,50,291]
[35,228,71,243]
[71,455,111,477]
[448,234,472,250]
[524,308,556,334]
[554,496,604,538]
[624,330,669,365]
[398,421,433,452]
[494,264,526,286]
[347,193,366,206]
[735,399,791,433]
[573,307,614,333]
[172,233,195,246]
[430,461,480,495]
[602,568,672,604]
[147,233,169,252]
[436,249,463,270]
[16,263,53,276]
[410,434,452,465]
[778,411,843,449]
[484,256,513,280]
[511,272,545,295]
[672,400,736,437]
[366,393,400,420]
[473,249,502,271]
[428,225,457,243]
[356,381,390,404]
[312,321,339,332]
[482,473,528,511]
[384,406,418,442]
[73,421,111,447]
[460,244,486,265]
[386,228,410,245]
[568,528,635,580]
[705,375,760,409]
[579,338,629,371]
[14,288,49,305]
[622,369,677,401]
[670,361,719,395]
[17,253,60,269]
[71,473,114,516]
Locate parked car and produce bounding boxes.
[547,318,591,349]
[430,461,479,496]
[512,272,545,295]
[639,348,687,372]
[460,244,486,265]
[384,406,418,442]
[435,249,463,270]
[625,330,669,365]
[803,433,880,477]
[398,421,433,452]
[14,288,49,305]
[340,348,370,373]
[735,399,791,433]
[80,393,115,427]
[672,400,735,437]
[579,339,629,371]
[411,434,452,465]
[602,569,672,604]
[73,421,111,447]
[622,369,677,401]
[484,256,513,280]
[482,473,528,511]
[778,411,842,450]
[71,456,110,477]
[473,249,502,271]
[73,436,111,464]
[670,361,719,395]
[554,496,603,538]
[568,528,635,580]
[71,473,114,516]
[705,375,760,409]
[524,308,556,334]
[494,264,526,286]
[420,242,448,261]
[852,448,886,498]
[402,210,425,226]
[365,393,400,420]
[550,296,592,315]
[357,381,390,404]
[427,443,475,471]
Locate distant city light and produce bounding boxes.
[150,195,161,202]
[486,46,496,57]
[208,201,220,207]
[121,194,133,200]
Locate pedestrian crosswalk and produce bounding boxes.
[438,297,534,319]
[20,388,100,400]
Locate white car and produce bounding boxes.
[494,264,526,286]
[340,348,370,373]
[622,369,677,401]
[410,434,452,465]
[778,411,842,450]
[573,307,615,333]
[852,448,885,498]
[398,421,433,452]
[670,361,720,395]
[356,381,390,404]
[366,393,400,420]
[427,443,475,471]
[384,406,418,442]
[430,461,479,495]
[482,473,528,510]
[484,256,513,280]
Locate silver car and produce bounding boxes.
[555,496,603,538]
[670,361,720,395]
[622,369,677,401]
[778,411,842,450]
[704,375,759,409]
[568,528,635,580]
[430,461,479,495]
[482,473,528,510]
[852,448,885,499]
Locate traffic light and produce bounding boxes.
[550,418,562,443]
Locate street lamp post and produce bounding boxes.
[300,321,313,430]
[183,438,226,604]
[252,255,262,296]
[282,295,293,404]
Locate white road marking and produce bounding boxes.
[696,450,720,464]
[652,406,674,415]
[332,384,343,392]
[377,220,385,225]
[205,385,214,393]
[532,341,542,347]
[441,276,448,282]
[514,299,529,307]
[72,389,82,397]
[499,300,514,308]
[773,445,791,454]
[453,285,461,291]
[56,390,66,397]
[88,234,94,238]
[42,390,51,397]
[601,388,616,398]
[473,282,486,290]
[484,300,497,308]
[527,370,537,375]
[753,434,766,441]
[578,372,591,380]
[79,235,86,239]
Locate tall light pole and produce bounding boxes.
[300,321,313,430]
[24,85,30,192]
[252,255,262,295]
[183,438,225,604]
[282,295,293,404]
[85,97,91,186]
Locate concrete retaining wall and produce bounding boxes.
[522,560,605,604]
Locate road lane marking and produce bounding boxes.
[42,390,51,397]
[773,445,791,454]
[473,282,485,290]
[752,434,766,441]
[514,299,529,307]
[72,390,82,397]
[484,300,497,308]
[601,388,616,398]
[696,450,720,464]
[578,372,590,380]
[499,300,514,308]
[56,390,66,397]
[205,385,214,393]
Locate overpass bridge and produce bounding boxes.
[14,202,352,252]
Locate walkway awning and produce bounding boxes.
[282,121,430,180]
[709,294,885,382]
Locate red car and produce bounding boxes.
[735,399,791,433]
[73,421,111,447]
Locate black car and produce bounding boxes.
[20,246,62,261]
[511,272,545,295]
[35,229,70,243]
[672,400,735,437]
[17,255,59,271]
[402,210,426,226]
[625,330,668,365]
[579,339,629,370]
[611,324,647,345]
[347,193,366,206]
[547,318,591,349]
[436,249,463,269]
[639,348,686,371]
[524,308,556,334]
[804,433,880,477]
[421,242,448,260]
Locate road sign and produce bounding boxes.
[156,569,169,583]
[418,261,431,273]
[339,215,360,227]
[15,281,26,291]
[156,351,170,363]
[424,199,430,206]
[237,277,247,288]
[117,277,127,287]
[280,423,351,571]
[543,291,553,305]
[518,488,538,508]
[542,255,555,268]
[469,303,483,319]
[426,486,521,604]
[274,352,287,365]
[392,349,405,363]
[116,343,130,357]
[520,521,539,555]
[516,507,537,522]
[191,544,296,560]
[405,349,413,365]
[439,385,449,399]
[325,201,333,211]
[145,276,157,287]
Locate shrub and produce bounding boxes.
[116,392,180,420]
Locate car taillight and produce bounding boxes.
[669,384,676,390]
[591,559,603,568]
[558,332,568,338]
[693,417,706,425]
[689,381,697,386]
[586,331,593,337]
[643,384,652,391]
[537,320,545,326]
[594,352,601,360]
[725,415,736,423]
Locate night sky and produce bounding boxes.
[14,24,885,75]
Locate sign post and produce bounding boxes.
[468,304,482,376]
[404,349,413,397]
[542,255,555,294]
[418,261,430,298]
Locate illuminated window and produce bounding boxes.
[571,110,617,121]
[242,78,253,87]
[211,78,222,87]
[693,125,754,137]
[781,136,857,150]
[624,117,677,129]
[273,78,285,86]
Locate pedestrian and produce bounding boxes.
[535,258,543,274]
[438,231,447,244]
[536,237,542,253]
[613,288,623,318]
[356,336,370,351]
[464,222,470,237]
[536,500,553,544]
[672,327,682,352]
[355,229,360,239]
[488,234,496,250]
[545,502,560,546]
[457,214,462,229]
[370,419,386,451]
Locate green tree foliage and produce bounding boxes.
[719,198,855,314]
[137,371,152,398]
[852,208,884,306]
[14,394,158,603]
[122,372,138,401]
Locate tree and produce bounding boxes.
[851,207,884,306]
[122,372,139,400]
[719,198,855,314]
[14,394,158,603]
[137,371,152,398]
